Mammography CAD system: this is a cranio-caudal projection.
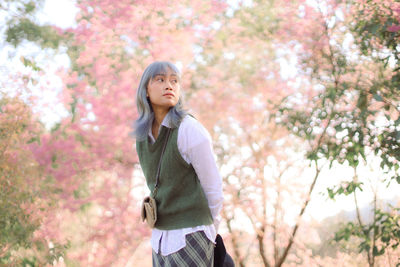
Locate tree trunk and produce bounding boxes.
[257,232,270,267]
[223,209,246,267]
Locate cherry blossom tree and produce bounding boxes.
[274,0,400,266]
[0,94,68,265]
[34,0,227,265]
[2,0,399,266]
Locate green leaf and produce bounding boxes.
[24,2,36,13]
[373,246,385,256]
[27,136,40,144]
[80,202,92,211]
[373,94,384,102]
[51,154,58,169]
[51,123,61,133]
[395,116,400,126]
[66,83,77,89]
[381,235,390,243]
[327,188,334,199]
[73,190,80,199]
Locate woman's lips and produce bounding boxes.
[163,93,174,97]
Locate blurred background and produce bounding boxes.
[1,0,400,266]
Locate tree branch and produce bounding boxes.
[275,160,322,267]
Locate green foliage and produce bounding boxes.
[0,239,70,266]
[273,1,400,265]
[352,3,400,165]
[6,17,62,48]
[276,87,369,169]
[0,96,68,265]
[0,97,40,262]
[1,0,68,81]
[334,208,400,257]
[310,210,360,258]
[353,1,400,62]
[20,56,42,71]
[234,0,280,39]
[327,181,363,199]
[2,0,64,49]
[351,2,400,187]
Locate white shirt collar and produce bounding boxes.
[148,111,172,142]
[160,111,172,129]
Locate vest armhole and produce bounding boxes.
[172,129,193,169]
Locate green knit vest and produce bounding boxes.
[136,125,213,230]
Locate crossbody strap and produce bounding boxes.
[152,127,171,197]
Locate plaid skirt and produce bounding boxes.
[152,231,214,267]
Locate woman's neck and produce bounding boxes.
[152,108,169,139]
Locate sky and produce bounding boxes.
[0,0,78,129]
[2,0,399,224]
[38,0,79,28]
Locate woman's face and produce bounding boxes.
[147,68,181,111]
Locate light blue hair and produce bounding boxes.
[132,61,188,141]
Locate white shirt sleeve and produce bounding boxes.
[177,116,224,231]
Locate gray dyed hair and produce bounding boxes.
[132,61,187,141]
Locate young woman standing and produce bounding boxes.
[134,61,223,266]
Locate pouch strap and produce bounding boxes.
[152,127,171,197]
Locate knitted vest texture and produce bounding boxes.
[136,125,213,230]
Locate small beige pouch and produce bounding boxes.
[141,196,157,228]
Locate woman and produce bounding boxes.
[133,61,224,267]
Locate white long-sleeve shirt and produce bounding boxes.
[147,113,223,256]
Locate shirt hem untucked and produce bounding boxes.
[151,224,216,256]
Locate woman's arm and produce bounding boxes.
[188,139,224,230]
[178,116,224,231]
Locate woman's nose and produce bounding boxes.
[165,82,173,90]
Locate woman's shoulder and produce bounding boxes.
[179,114,212,146]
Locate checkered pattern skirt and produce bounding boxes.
[152,231,214,267]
